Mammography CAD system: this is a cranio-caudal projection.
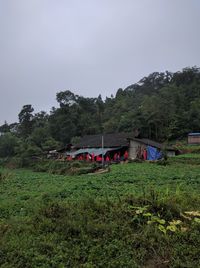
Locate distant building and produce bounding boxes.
[188,133,200,144]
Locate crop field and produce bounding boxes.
[1,159,200,267]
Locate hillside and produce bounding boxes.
[0,67,200,158]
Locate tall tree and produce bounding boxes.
[18,105,34,138]
[0,121,10,134]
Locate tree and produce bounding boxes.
[1,66,200,147]
[33,111,49,128]
[0,121,10,134]
[18,105,34,137]
[0,133,19,157]
[49,108,77,144]
[56,90,77,107]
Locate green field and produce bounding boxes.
[1,160,200,267]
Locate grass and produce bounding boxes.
[0,160,200,267]
[174,153,200,158]
[174,143,200,154]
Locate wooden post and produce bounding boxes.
[102,135,104,168]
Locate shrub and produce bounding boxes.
[0,170,12,182]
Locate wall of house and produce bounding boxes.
[188,136,200,144]
[128,140,145,159]
[129,140,176,159]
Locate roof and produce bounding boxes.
[74,133,175,151]
[74,133,132,148]
[129,138,175,151]
[188,133,200,136]
[65,147,121,157]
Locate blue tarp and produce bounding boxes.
[147,146,162,160]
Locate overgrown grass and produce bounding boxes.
[32,160,99,175]
[1,193,200,267]
[0,169,12,182]
[2,158,100,175]
[174,143,200,154]
[0,160,200,267]
[170,154,200,165]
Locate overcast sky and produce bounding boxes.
[0,0,200,125]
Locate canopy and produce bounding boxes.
[65,147,121,157]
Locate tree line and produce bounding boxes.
[1,66,200,158]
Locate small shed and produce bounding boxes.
[128,138,176,160]
[188,133,200,145]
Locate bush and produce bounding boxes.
[0,158,9,167]
[32,160,99,176]
[0,133,19,157]
[0,170,12,182]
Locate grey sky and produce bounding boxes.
[0,0,200,125]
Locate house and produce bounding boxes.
[128,137,176,160]
[71,132,130,158]
[188,133,200,145]
[70,133,176,160]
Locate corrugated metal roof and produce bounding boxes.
[65,147,121,156]
[188,133,200,136]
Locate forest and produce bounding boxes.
[0,66,200,158]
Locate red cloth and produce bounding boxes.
[124,151,128,160]
[143,149,147,160]
[106,156,110,162]
[114,153,118,161]
[79,155,83,161]
[97,155,102,161]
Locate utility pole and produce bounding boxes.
[102,135,104,168]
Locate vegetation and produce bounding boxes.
[32,160,99,175]
[1,66,200,267]
[0,160,200,267]
[1,67,200,159]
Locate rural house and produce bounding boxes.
[67,133,176,160]
[70,133,130,159]
[128,137,176,160]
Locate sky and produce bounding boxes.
[0,0,200,125]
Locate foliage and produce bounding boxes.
[0,169,12,182]
[1,67,200,151]
[18,104,34,138]
[0,133,19,157]
[0,160,200,267]
[32,160,98,175]
[1,65,200,266]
